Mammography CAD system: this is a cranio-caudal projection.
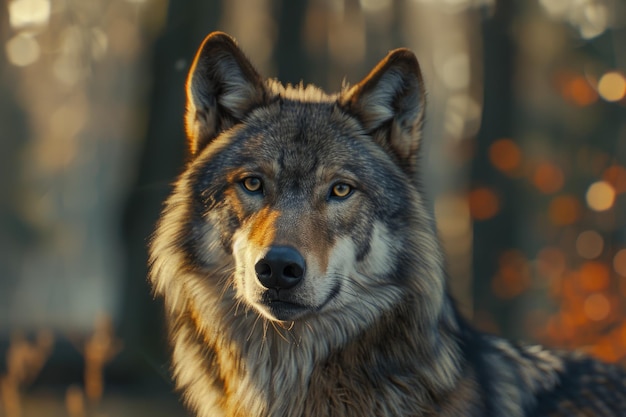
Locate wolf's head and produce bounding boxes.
[151,32,445,330]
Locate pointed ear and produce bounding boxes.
[341,48,426,175]
[185,32,266,155]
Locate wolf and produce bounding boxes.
[149,31,626,417]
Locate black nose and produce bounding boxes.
[255,246,305,290]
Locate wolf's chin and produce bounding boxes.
[253,281,342,322]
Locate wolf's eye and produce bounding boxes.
[330,183,352,199]
[241,177,263,193]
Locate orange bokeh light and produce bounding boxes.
[578,261,611,292]
[583,293,611,321]
[468,187,500,221]
[548,195,581,226]
[532,162,564,194]
[568,76,599,106]
[489,138,522,175]
[613,249,626,277]
[492,250,531,299]
[575,230,604,259]
[602,165,626,194]
[554,70,599,107]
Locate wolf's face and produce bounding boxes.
[157,32,434,325]
[190,101,421,322]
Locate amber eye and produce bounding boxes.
[330,183,352,199]
[241,177,263,193]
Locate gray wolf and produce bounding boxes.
[149,31,626,416]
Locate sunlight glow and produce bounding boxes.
[9,0,50,29]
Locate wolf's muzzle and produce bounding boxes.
[255,246,306,290]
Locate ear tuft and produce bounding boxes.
[185,32,266,155]
[341,48,426,174]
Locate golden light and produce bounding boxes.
[488,138,522,175]
[575,230,604,260]
[9,0,51,29]
[548,195,581,226]
[5,33,40,67]
[585,181,615,211]
[583,293,611,321]
[597,71,626,102]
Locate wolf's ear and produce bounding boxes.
[341,48,426,174]
[185,32,266,155]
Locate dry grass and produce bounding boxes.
[0,315,186,417]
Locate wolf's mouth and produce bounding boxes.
[257,289,305,321]
[258,282,342,321]
[265,300,307,321]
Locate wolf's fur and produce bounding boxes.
[149,32,626,417]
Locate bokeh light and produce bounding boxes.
[492,250,531,299]
[548,195,581,226]
[440,52,470,90]
[575,230,604,259]
[532,162,564,194]
[489,138,522,175]
[602,165,626,194]
[468,187,500,220]
[567,75,598,106]
[555,71,598,107]
[5,33,40,67]
[613,249,626,277]
[584,293,611,321]
[578,261,610,292]
[598,71,626,102]
[586,181,615,211]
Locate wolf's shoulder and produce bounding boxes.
[459,324,626,416]
[529,351,626,416]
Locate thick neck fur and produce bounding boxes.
[175,288,463,417]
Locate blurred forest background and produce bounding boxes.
[1,0,626,415]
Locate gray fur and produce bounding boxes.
[150,32,626,417]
